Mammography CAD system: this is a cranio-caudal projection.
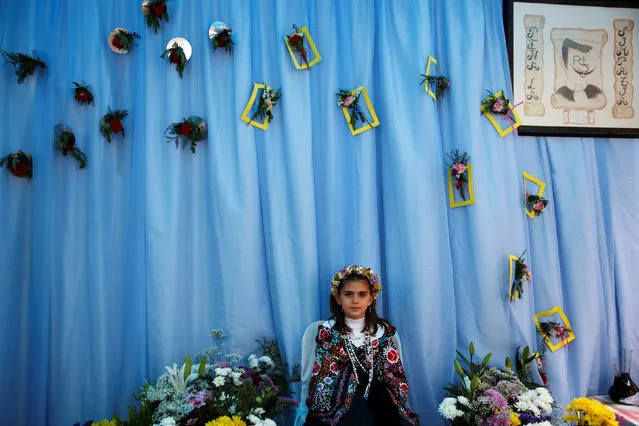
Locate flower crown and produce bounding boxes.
[330,264,382,298]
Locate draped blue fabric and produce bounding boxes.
[1,0,638,425]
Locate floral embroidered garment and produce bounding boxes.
[305,323,420,425]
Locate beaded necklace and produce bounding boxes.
[343,331,374,399]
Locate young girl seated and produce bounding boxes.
[296,265,420,425]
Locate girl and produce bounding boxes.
[296,265,420,426]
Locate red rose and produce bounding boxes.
[288,34,303,46]
[329,362,338,374]
[109,119,123,134]
[12,161,29,176]
[318,328,328,341]
[151,3,166,16]
[312,362,320,376]
[169,52,180,63]
[216,37,227,47]
[386,348,399,364]
[75,91,89,101]
[179,122,192,137]
[112,36,123,50]
[400,382,409,394]
[371,338,379,348]
[64,141,74,150]
[540,371,548,386]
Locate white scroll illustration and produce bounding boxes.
[524,15,545,116]
[613,19,635,119]
[550,28,608,124]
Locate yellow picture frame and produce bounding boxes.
[508,254,521,300]
[448,164,475,208]
[284,26,321,70]
[523,171,547,219]
[424,55,438,101]
[535,306,576,352]
[340,85,380,136]
[240,83,272,130]
[481,91,522,137]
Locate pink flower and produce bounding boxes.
[341,95,355,107]
[452,163,466,176]
[554,325,565,336]
[492,98,506,113]
[533,201,545,211]
[265,98,273,109]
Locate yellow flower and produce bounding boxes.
[205,416,247,426]
[92,421,117,426]
[563,397,619,426]
[510,412,521,426]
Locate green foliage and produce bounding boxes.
[0,49,46,84]
[160,43,186,78]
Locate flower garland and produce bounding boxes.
[56,130,87,168]
[0,49,46,84]
[420,73,450,99]
[337,88,370,129]
[110,29,141,53]
[249,86,281,125]
[511,251,532,302]
[526,195,549,216]
[165,116,207,153]
[161,42,187,78]
[330,264,381,298]
[0,151,32,179]
[143,0,169,34]
[285,25,309,69]
[446,149,471,201]
[563,397,618,426]
[211,28,234,54]
[72,82,94,106]
[99,107,129,143]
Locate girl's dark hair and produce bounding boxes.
[329,273,390,335]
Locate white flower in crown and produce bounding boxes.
[329,264,382,298]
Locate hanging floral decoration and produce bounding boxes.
[143,0,169,34]
[285,25,309,70]
[526,194,549,216]
[0,49,46,84]
[510,251,532,302]
[55,128,87,169]
[537,320,572,350]
[0,151,32,179]
[99,107,129,143]
[109,29,141,54]
[337,88,370,129]
[161,42,187,78]
[165,116,207,154]
[420,73,450,99]
[249,86,281,125]
[210,24,234,54]
[72,82,94,106]
[446,149,471,201]
[481,90,519,125]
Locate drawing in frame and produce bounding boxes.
[504,0,639,137]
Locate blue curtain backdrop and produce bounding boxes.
[1,0,638,424]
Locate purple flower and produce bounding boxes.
[279,396,300,407]
[492,98,506,113]
[486,411,511,426]
[478,389,508,411]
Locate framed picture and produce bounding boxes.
[504,0,639,137]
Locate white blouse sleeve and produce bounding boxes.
[294,320,323,426]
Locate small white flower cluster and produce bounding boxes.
[527,422,553,426]
[262,88,278,110]
[514,387,554,417]
[248,354,274,372]
[246,408,277,426]
[438,397,465,420]
[155,417,176,426]
[212,366,244,387]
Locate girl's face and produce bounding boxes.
[335,279,373,320]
